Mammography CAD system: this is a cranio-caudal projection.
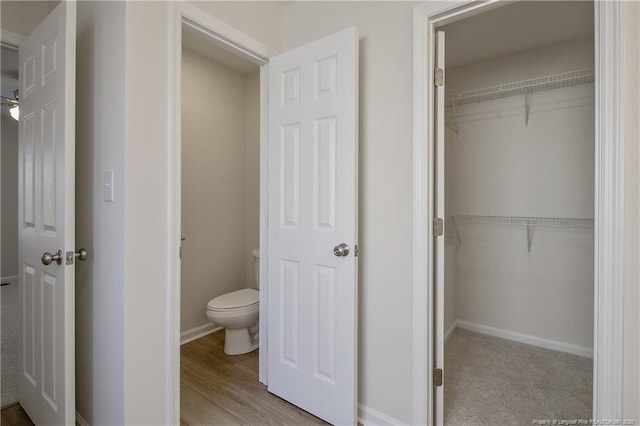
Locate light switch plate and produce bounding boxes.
[103,170,114,202]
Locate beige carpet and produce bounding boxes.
[444,328,592,425]
[1,282,19,407]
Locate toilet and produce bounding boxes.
[206,249,260,355]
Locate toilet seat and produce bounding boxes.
[207,288,259,312]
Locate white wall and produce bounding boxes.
[445,41,595,352]
[282,2,418,421]
[444,123,458,340]
[187,2,282,54]
[180,48,259,334]
[245,71,260,285]
[122,3,171,424]
[444,241,456,339]
[1,47,18,281]
[1,113,18,280]
[446,37,595,94]
[621,0,640,419]
[445,88,595,218]
[75,2,126,424]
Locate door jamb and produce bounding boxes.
[412,1,624,424]
[167,3,275,423]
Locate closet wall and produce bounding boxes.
[245,71,260,288]
[1,46,19,283]
[180,47,259,334]
[444,37,595,355]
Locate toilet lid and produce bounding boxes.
[207,288,259,311]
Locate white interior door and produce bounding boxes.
[434,30,446,426]
[267,27,359,425]
[18,2,76,424]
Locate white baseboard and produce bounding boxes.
[1,401,19,410]
[358,403,406,426]
[456,320,593,358]
[444,321,458,343]
[1,275,18,285]
[180,323,222,345]
[76,411,90,426]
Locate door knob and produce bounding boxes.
[75,248,88,261]
[42,249,63,266]
[333,243,350,257]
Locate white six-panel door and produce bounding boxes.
[18,2,76,424]
[267,27,359,425]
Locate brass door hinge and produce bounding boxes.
[433,368,443,387]
[433,218,444,237]
[434,68,444,87]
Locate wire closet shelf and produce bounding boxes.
[450,215,594,252]
[446,68,595,107]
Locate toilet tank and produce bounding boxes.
[252,249,260,289]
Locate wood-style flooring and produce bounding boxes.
[1,332,327,425]
[181,331,328,426]
[0,404,33,426]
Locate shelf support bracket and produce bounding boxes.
[451,98,460,136]
[524,89,530,126]
[526,221,533,252]
[452,218,462,249]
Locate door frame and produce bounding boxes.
[167,3,275,423]
[412,1,624,424]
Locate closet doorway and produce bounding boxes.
[435,1,595,424]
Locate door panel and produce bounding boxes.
[267,27,359,425]
[18,2,76,424]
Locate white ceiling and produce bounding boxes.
[182,27,259,74]
[0,1,58,38]
[442,1,594,68]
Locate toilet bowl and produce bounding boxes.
[206,249,260,355]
